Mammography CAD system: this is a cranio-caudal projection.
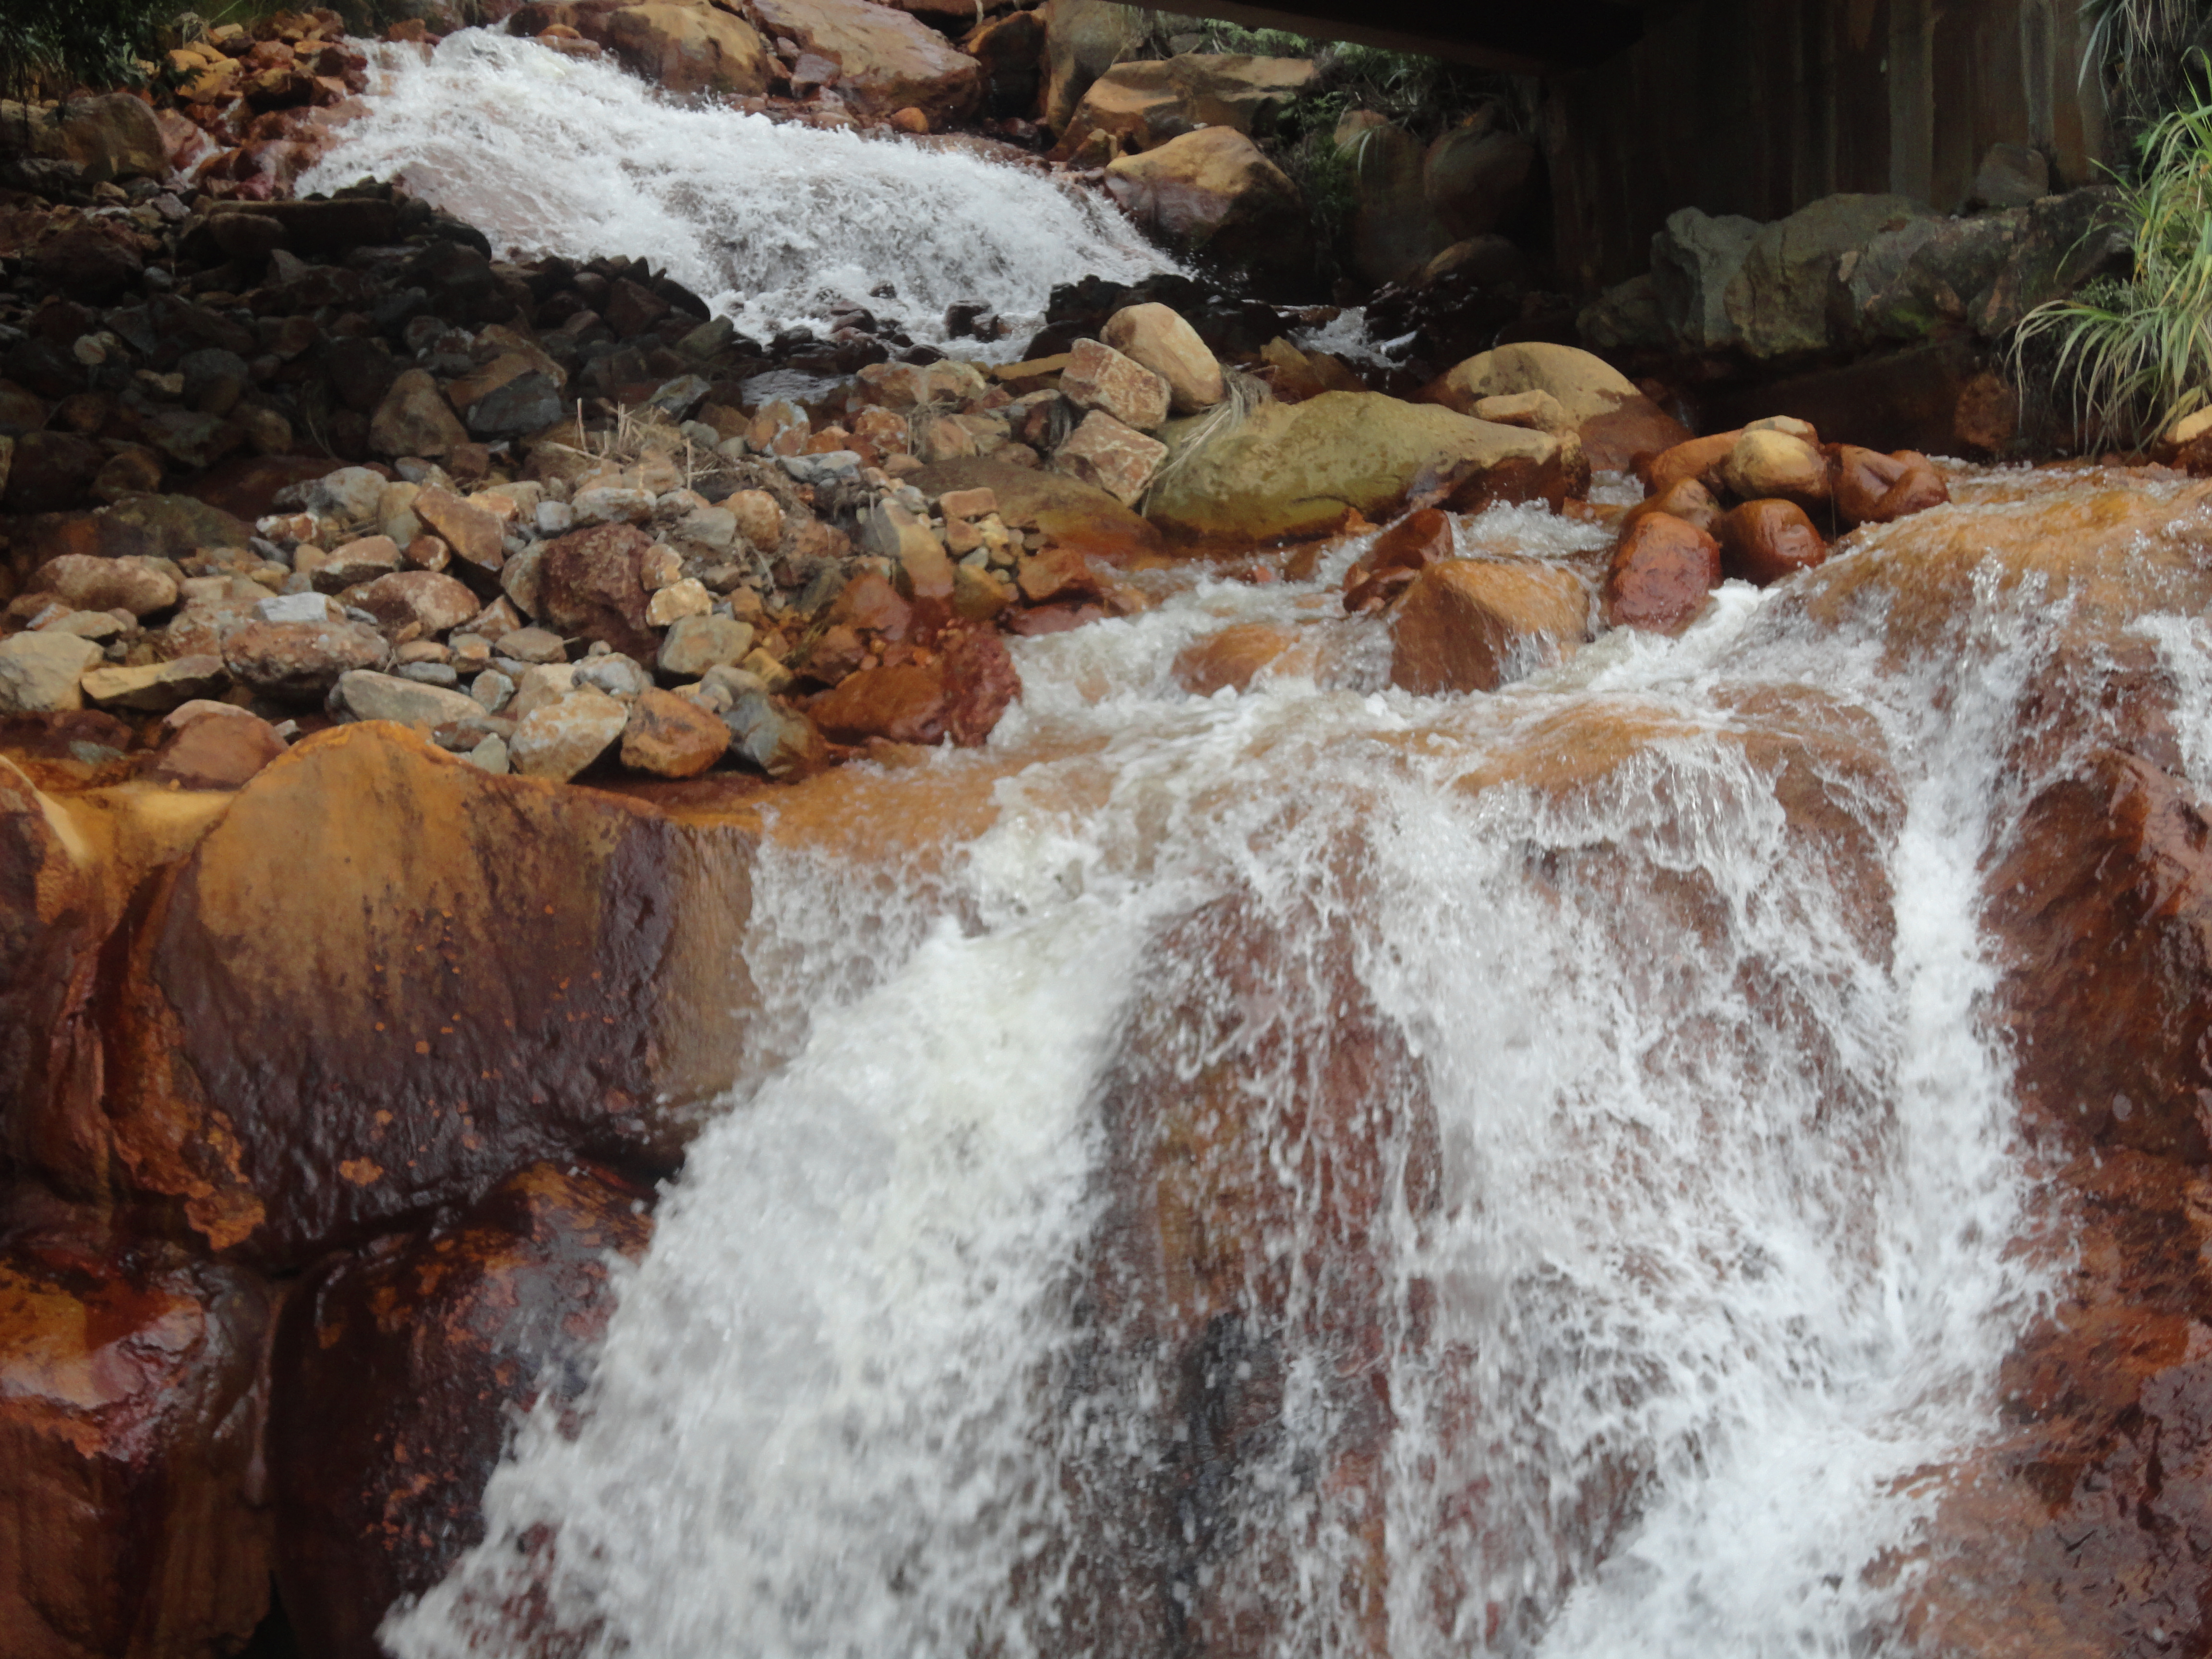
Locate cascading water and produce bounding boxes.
[297,32,1178,353]
[376,480,2103,1657]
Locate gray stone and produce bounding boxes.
[1724,193,1934,359]
[466,370,564,439]
[292,466,389,530]
[471,668,516,713]
[464,733,510,774]
[658,613,755,677]
[222,618,390,702]
[1843,211,2022,346]
[1972,186,2132,336]
[510,686,629,781]
[722,688,823,779]
[256,590,337,624]
[0,632,103,712]
[1578,272,1671,353]
[395,661,462,687]
[336,669,485,728]
[573,653,653,700]
[780,451,865,486]
[499,626,569,665]
[1650,206,1761,353]
[1974,142,2050,210]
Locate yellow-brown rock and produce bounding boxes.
[1389,557,1588,695]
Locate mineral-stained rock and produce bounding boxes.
[1172,621,1299,695]
[808,624,1016,746]
[602,3,771,96]
[1145,392,1556,545]
[1831,445,1949,525]
[79,655,230,714]
[1603,511,1720,635]
[368,368,467,459]
[28,553,178,617]
[220,617,390,703]
[1716,499,1828,587]
[745,0,981,121]
[145,709,288,791]
[269,1162,652,1659]
[914,458,1162,559]
[1104,128,1308,294]
[1422,342,1689,475]
[100,723,757,1264]
[353,568,481,634]
[622,685,733,777]
[1389,557,1588,695]
[1060,337,1172,432]
[0,1226,273,1659]
[509,685,629,781]
[0,634,103,714]
[1101,302,1224,414]
[1052,409,1167,505]
[413,485,505,584]
[334,668,485,729]
[539,522,658,661]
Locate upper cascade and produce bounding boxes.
[299,30,1178,355]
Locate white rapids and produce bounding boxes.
[379,483,2093,1658]
[298,30,1177,354]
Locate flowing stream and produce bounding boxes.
[307,42,2101,1651]
[376,487,2089,1659]
[299,32,1177,354]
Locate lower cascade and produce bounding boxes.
[385,484,2070,1658]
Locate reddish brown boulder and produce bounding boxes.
[621,687,731,778]
[1173,622,1298,695]
[811,662,948,746]
[269,1162,650,1659]
[144,711,288,791]
[939,622,1018,747]
[411,486,505,586]
[1603,511,1720,635]
[602,3,771,96]
[1620,475,1721,538]
[1635,429,1742,499]
[0,1224,272,1659]
[1389,557,1587,695]
[98,724,755,1265]
[1832,445,1949,525]
[1343,506,1453,613]
[1984,750,2212,1161]
[0,760,102,1189]
[1715,499,1828,587]
[538,521,657,661]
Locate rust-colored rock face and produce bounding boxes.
[1388,557,1587,695]
[1715,497,1827,586]
[0,760,101,1190]
[1602,510,1719,634]
[269,1161,651,1659]
[0,1225,272,1659]
[100,724,755,1266]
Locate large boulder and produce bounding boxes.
[1423,342,1689,473]
[538,521,658,661]
[1724,192,1933,360]
[603,3,772,96]
[1842,211,2021,347]
[910,457,1161,558]
[1058,53,1316,156]
[1105,129,1308,295]
[0,1226,272,1659]
[1388,558,1588,695]
[1041,0,1133,132]
[1649,206,1761,353]
[0,758,105,1186]
[1144,392,1558,544]
[270,1162,652,1659]
[0,94,166,183]
[745,0,982,122]
[97,724,757,1265]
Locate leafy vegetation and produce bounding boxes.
[2013,88,2212,446]
[2082,0,2212,143]
[0,0,174,104]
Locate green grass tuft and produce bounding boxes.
[2014,84,2212,447]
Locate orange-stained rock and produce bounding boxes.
[1389,557,1588,695]
[1984,750,2212,1161]
[144,711,288,791]
[538,521,658,661]
[0,759,104,1193]
[1343,505,1454,612]
[808,624,1017,747]
[0,1223,272,1659]
[100,724,757,1266]
[1635,429,1741,498]
[1602,511,1719,634]
[909,457,1162,561]
[621,686,730,779]
[269,1162,651,1659]
[1173,622,1299,695]
[1715,498,1828,586]
[1831,445,1949,525]
[1619,475,1720,538]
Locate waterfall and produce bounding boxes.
[297,31,1178,354]
[380,488,2067,1657]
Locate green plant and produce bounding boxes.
[2081,0,2212,144]
[2013,86,2212,446]
[0,0,174,105]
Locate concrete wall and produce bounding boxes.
[1544,0,2110,290]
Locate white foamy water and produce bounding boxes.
[377,482,2157,1658]
[299,30,1177,352]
